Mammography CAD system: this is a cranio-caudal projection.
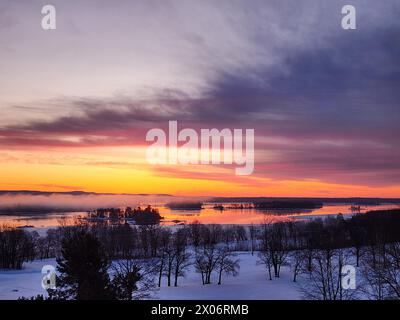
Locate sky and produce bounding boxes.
[0,0,399,197]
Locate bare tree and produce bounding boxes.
[301,248,356,300]
[290,249,306,282]
[194,244,219,285]
[361,242,400,299]
[164,237,176,287]
[156,229,171,287]
[349,225,367,267]
[188,221,202,248]
[172,228,192,287]
[216,247,240,285]
[257,250,273,281]
[249,224,257,256]
[257,222,289,279]
[194,251,208,285]
[0,225,36,269]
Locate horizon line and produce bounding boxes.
[0,190,400,201]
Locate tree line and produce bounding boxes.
[3,208,400,300]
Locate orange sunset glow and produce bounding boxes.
[1,145,400,197]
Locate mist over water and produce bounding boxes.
[0,193,205,212]
[0,192,399,229]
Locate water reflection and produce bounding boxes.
[0,203,399,229]
[159,203,400,225]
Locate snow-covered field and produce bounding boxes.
[0,259,55,300]
[157,252,302,300]
[0,253,303,300]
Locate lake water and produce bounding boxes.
[1,203,399,230]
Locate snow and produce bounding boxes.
[0,258,55,300]
[0,253,303,300]
[156,252,302,300]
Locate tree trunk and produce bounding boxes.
[273,263,278,277]
[167,267,171,287]
[268,266,272,280]
[158,259,164,287]
[174,264,179,287]
[356,248,360,267]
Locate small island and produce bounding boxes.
[88,205,163,225]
